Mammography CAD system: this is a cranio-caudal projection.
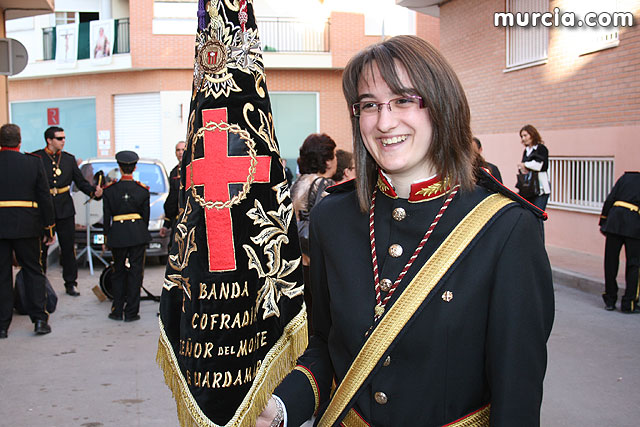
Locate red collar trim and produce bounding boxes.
[376,169,450,202]
[376,171,397,198]
[120,175,134,181]
[0,146,20,152]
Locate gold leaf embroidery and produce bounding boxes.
[415,182,444,197]
[163,201,197,312]
[377,175,390,193]
[243,197,302,319]
[243,103,280,154]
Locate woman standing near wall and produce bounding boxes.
[518,124,551,210]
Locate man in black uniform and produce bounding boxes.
[600,171,640,313]
[159,140,185,243]
[102,151,151,322]
[0,124,56,338]
[32,126,103,296]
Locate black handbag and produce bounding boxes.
[516,171,539,199]
[14,269,58,314]
[297,212,310,257]
[296,177,323,257]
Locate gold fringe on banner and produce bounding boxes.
[157,304,308,427]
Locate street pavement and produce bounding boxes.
[1,259,639,426]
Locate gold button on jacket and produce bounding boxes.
[388,244,403,258]
[380,278,392,292]
[392,207,406,221]
[374,391,388,405]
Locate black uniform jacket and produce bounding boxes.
[32,148,97,219]
[599,171,640,239]
[0,149,55,239]
[162,164,180,229]
[102,177,151,248]
[275,171,554,426]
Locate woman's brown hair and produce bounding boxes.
[520,124,543,145]
[297,133,336,175]
[342,35,478,212]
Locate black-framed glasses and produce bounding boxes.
[53,136,66,141]
[352,95,424,117]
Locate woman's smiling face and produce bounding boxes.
[357,60,435,185]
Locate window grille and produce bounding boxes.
[43,27,55,60]
[257,18,329,53]
[505,0,549,70]
[547,157,615,213]
[115,18,130,54]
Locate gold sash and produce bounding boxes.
[113,213,142,222]
[341,403,491,427]
[613,200,639,213]
[0,200,38,208]
[319,193,513,427]
[50,186,70,195]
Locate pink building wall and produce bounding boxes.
[439,0,640,256]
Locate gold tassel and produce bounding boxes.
[156,305,308,427]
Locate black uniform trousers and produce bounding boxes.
[110,244,146,319]
[0,237,48,329]
[604,232,640,311]
[40,216,77,288]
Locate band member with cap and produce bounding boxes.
[600,171,640,313]
[258,36,554,427]
[0,124,56,338]
[32,126,103,296]
[102,150,151,322]
[159,140,186,243]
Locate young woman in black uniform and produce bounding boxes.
[258,35,554,427]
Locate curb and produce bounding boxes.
[552,266,602,296]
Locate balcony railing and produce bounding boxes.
[43,17,328,60]
[548,157,615,214]
[42,18,130,61]
[257,18,330,53]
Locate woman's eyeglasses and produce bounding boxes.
[352,95,424,117]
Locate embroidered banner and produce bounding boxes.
[157,1,307,426]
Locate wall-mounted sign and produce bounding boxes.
[47,108,60,125]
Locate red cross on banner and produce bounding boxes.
[186,108,272,272]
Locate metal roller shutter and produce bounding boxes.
[114,92,162,160]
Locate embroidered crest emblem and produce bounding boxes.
[199,38,227,74]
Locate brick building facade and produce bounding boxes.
[404,0,640,255]
[8,0,438,172]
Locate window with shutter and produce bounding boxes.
[505,0,549,71]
